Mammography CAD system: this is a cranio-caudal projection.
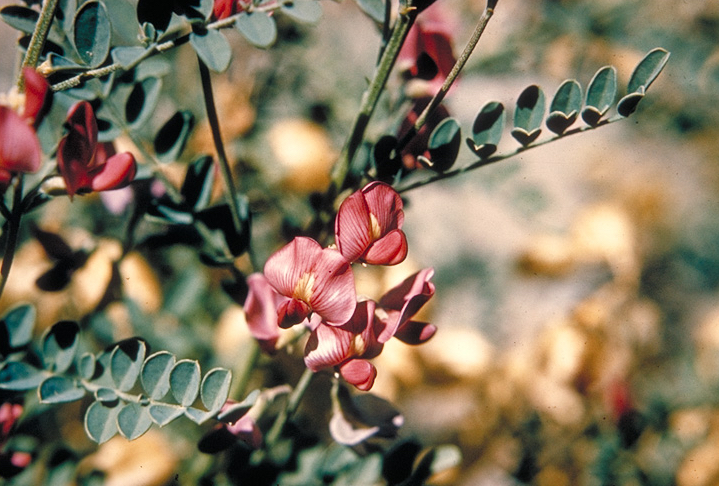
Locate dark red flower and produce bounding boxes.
[335,182,408,266]
[57,101,136,197]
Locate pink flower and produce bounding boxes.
[264,237,356,328]
[398,5,456,97]
[335,182,408,266]
[243,273,283,353]
[226,414,262,449]
[57,101,136,198]
[212,0,249,19]
[376,267,436,344]
[304,300,383,391]
[0,69,50,187]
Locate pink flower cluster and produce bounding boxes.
[244,182,435,391]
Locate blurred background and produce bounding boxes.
[2,0,719,485]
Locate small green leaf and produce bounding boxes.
[427,117,461,172]
[0,362,45,390]
[191,28,232,73]
[94,387,118,404]
[281,0,323,24]
[141,351,175,401]
[78,353,97,380]
[117,403,153,440]
[181,156,215,211]
[201,368,232,413]
[184,406,214,424]
[1,304,35,350]
[125,78,162,129]
[512,85,545,146]
[111,46,148,70]
[0,5,39,35]
[235,12,277,49]
[616,91,645,117]
[170,359,201,407]
[42,321,80,373]
[467,101,505,159]
[546,79,582,134]
[582,66,617,126]
[38,376,85,404]
[352,0,384,22]
[155,111,195,163]
[618,48,670,117]
[148,403,184,427]
[85,401,120,444]
[627,48,671,95]
[73,0,111,67]
[110,339,147,392]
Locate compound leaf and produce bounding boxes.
[73,0,111,67]
[38,375,85,404]
[512,84,545,146]
[427,117,461,172]
[467,101,504,159]
[201,368,232,413]
[42,321,80,373]
[110,339,147,392]
[582,66,617,126]
[191,28,232,73]
[546,79,582,134]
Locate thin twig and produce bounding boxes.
[197,57,244,235]
[330,6,418,195]
[19,0,59,86]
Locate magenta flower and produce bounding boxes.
[0,68,50,187]
[243,273,283,353]
[264,237,356,328]
[376,267,436,344]
[335,182,408,266]
[57,101,136,198]
[304,300,382,391]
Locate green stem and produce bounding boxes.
[396,1,497,152]
[0,176,25,300]
[18,0,59,85]
[330,7,418,195]
[264,367,314,446]
[197,57,244,235]
[397,116,618,194]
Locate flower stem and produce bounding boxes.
[0,176,25,300]
[396,1,497,152]
[330,7,418,195]
[197,57,244,236]
[264,367,314,447]
[18,0,59,86]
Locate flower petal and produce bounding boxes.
[393,320,436,344]
[21,68,50,125]
[90,151,136,192]
[362,181,404,235]
[244,273,282,353]
[304,323,354,372]
[309,248,356,325]
[364,229,408,266]
[339,359,376,391]
[377,267,435,343]
[0,107,41,174]
[264,237,323,297]
[335,190,372,263]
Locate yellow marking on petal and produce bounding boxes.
[369,213,382,240]
[293,272,315,303]
[350,333,367,356]
[0,88,26,113]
